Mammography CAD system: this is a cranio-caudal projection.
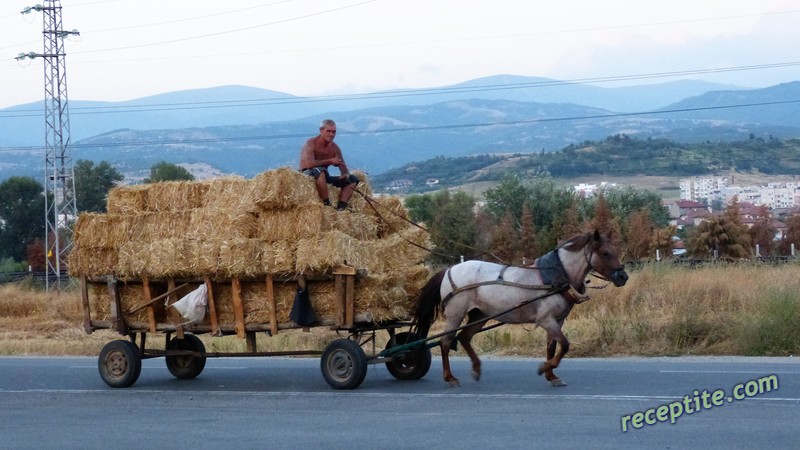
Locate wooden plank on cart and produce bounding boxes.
[333,266,356,328]
[80,277,92,334]
[126,283,189,314]
[141,277,158,334]
[232,278,246,339]
[107,278,127,335]
[246,331,257,352]
[345,273,354,328]
[167,278,184,339]
[266,275,278,336]
[204,277,221,337]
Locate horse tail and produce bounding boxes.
[412,269,447,338]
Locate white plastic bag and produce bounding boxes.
[168,284,208,325]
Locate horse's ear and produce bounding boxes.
[593,229,601,241]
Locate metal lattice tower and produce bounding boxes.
[21,1,79,290]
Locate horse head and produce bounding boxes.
[587,229,628,287]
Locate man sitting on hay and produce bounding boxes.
[299,119,360,211]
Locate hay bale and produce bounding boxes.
[256,204,327,242]
[140,180,208,212]
[257,240,296,276]
[202,176,257,211]
[294,230,362,274]
[68,247,119,277]
[363,196,413,238]
[252,167,320,210]
[106,185,148,214]
[189,208,259,240]
[116,238,220,278]
[73,213,129,249]
[322,208,381,241]
[126,211,191,242]
[217,238,265,278]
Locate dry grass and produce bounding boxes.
[2,262,800,357]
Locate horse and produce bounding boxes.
[411,230,628,387]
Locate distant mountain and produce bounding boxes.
[654,81,800,127]
[0,76,741,148]
[370,136,800,192]
[1,77,798,182]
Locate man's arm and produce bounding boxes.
[335,147,350,176]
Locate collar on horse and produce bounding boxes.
[534,250,591,304]
[442,249,591,307]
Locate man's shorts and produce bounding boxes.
[301,167,359,188]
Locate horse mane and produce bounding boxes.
[560,230,607,252]
[411,269,447,338]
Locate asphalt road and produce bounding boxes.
[0,355,798,449]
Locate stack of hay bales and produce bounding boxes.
[69,167,431,327]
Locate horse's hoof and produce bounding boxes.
[447,378,461,388]
[549,378,567,387]
[537,362,547,376]
[472,370,481,382]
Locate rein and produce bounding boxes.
[353,186,508,263]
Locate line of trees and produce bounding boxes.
[404,174,800,266]
[404,174,675,266]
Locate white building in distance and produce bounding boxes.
[680,176,800,209]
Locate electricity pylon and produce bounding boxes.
[18,1,79,290]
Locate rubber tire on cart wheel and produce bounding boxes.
[320,339,368,389]
[98,340,142,388]
[165,334,207,380]
[384,332,432,380]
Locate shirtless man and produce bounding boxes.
[299,119,359,211]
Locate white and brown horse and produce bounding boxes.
[412,230,628,387]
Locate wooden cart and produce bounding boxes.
[81,267,432,390]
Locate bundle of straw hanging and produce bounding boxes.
[70,167,432,326]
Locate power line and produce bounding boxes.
[2,98,799,153]
[2,61,799,118]
[69,0,377,55]
[84,0,293,34]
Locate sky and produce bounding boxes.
[1,0,799,109]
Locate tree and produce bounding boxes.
[543,197,582,252]
[429,190,478,265]
[488,211,519,264]
[586,192,619,237]
[686,201,751,259]
[626,209,654,260]
[73,159,124,213]
[778,214,800,256]
[748,205,776,257]
[483,173,529,220]
[582,185,670,239]
[518,204,538,262]
[0,177,47,262]
[404,193,436,225]
[144,162,195,183]
[652,225,677,260]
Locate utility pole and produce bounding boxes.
[17,1,79,290]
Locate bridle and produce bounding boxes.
[582,242,626,285]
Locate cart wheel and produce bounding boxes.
[165,334,207,380]
[98,340,142,388]
[320,339,367,389]
[385,332,432,380]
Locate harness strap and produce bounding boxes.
[443,258,591,306]
[442,266,558,307]
[562,285,592,304]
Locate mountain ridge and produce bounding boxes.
[1,77,798,182]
